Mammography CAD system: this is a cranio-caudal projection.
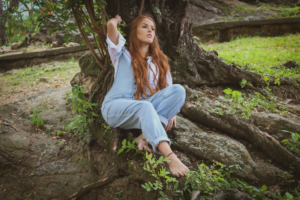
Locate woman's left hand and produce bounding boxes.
[165,116,176,132]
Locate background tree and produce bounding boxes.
[0,0,19,46]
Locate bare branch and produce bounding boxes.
[72,6,104,68]
[139,0,145,16]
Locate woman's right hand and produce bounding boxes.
[115,15,122,24]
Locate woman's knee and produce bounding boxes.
[171,84,186,100]
[138,101,155,112]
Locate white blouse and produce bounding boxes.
[106,31,172,90]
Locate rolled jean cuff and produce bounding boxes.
[152,136,171,154]
[159,115,168,127]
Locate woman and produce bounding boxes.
[101,15,189,177]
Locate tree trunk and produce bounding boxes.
[79,2,300,189]
[0,0,7,46]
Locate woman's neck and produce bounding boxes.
[140,43,150,58]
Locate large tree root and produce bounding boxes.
[181,101,300,174]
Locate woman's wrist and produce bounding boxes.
[107,16,122,27]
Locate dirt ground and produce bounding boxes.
[0,59,80,106]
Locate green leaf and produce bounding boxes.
[91,112,99,117]
[261,185,267,191]
[291,133,298,143]
[223,88,232,95]
[281,139,289,143]
[285,192,294,199]
[117,148,124,155]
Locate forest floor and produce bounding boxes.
[0,57,80,106]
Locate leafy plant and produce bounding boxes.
[220,88,286,118]
[64,85,99,143]
[115,190,124,197]
[30,109,43,128]
[281,130,300,156]
[117,138,140,155]
[56,130,63,136]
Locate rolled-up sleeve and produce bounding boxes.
[166,71,172,86]
[106,31,126,78]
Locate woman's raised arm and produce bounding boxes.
[107,15,122,46]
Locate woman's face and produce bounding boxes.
[136,18,155,45]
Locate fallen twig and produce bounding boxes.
[0,122,19,132]
[67,175,119,200]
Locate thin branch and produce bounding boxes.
[72,6,104,68]
[139,0,145,16]
[67,175,119,200]
[75,6,97,32]
[92,32,104,58]
[85,0,103,34]
[98,34,108,55]
[101,10,107,36]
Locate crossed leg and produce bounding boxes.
[102,84,189,176]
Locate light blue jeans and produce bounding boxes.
[101,84,186,152]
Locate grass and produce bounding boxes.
[0,58,80,100]
[276,6,300,18]
[215,2,300,22]
[199,34,300,82]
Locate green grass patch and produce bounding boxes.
[199,34,300,82]
[276,6,300,18]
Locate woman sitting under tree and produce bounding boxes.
[101,14,189,177]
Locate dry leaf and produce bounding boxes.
[191,191,200,200]
[186,102,194,108]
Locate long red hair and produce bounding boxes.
[128,15,171,100]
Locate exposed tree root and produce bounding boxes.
[181,101,300,174]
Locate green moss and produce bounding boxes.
[79,52,101,76]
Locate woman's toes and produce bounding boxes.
[174,171,180,178]
[179,171,185,177]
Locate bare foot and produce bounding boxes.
[167,153,189,177]
[136,134,152,153]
